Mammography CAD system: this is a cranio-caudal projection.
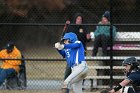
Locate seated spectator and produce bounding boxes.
[92,11,117,56]
[0,42,22,87]
[5,54,27,90]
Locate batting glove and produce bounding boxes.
[55,42,64,50]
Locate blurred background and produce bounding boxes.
[0,0,140,92]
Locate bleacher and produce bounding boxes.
[84,32,140,90]
[88,32,140,50]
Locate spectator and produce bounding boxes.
[63,13,91,52]
[0,42,22,86]
[109,57,140,93]
[5,54,27,90]
[92,11,117,56]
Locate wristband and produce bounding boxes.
[114,84,122,92]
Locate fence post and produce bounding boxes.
[109,0,113,89]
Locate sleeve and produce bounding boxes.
[83,26,89,34]
[86,34,91,42]
[0,50,7,58]
[94,26,100,37]
[126,73,137,83]
[57,50,66,58]
[7,51,22,66]
[0,51,4,58]
[66,25,74,33]
[113,26,117,38]
[62,20,71,35]
[84,26,91,42]
[62,25,72,37]
[64,41,81,49]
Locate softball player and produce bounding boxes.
[55,32,88,93]
[109,57,140,93]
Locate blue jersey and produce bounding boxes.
[58,41,85,67]
[126,70,140,86]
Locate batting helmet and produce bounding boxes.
[62,32,78,43]
[122,57,139,68]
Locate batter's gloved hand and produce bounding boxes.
[55,42,64,50]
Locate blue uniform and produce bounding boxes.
[58,41,85,68]
[56,32,88,93]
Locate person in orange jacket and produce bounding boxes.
[0,42,22,86]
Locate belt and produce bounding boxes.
[72,61,86,68]
[71,63,79,68]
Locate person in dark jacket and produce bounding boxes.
[63,13,91,51]
[92,11,117,56]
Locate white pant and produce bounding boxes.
[64,62,88,93]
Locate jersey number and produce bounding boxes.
[66,51,70,58]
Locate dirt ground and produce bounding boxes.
[0,90,101,93]
[0,90,121,93]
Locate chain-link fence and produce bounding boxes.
[0,0,140,92]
